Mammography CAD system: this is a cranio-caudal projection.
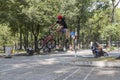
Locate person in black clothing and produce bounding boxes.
[49,15,69,42]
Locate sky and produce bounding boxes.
[110,0,120,8]
[118,3,120,8]
[116,0,120,8]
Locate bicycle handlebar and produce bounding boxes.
[49,29,56,35]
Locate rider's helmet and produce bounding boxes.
[57,15,63,19]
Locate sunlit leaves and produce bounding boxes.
[101,24,120,40]
[0,24,15,46]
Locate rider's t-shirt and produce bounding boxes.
[56,20,67,29]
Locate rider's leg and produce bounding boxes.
[96,50,99,57]
[57,31,61,49]
[63,29,69,50]
[63,29,69,43]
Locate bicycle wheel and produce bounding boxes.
[104,52,109,56]
[47,39,56,49]
[43,45,51,53]
[38,38,44,49]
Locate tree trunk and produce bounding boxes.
[111,2,115,23]
[19,28,22,50]
[31,24,39,53]
[77,17,80,48]
[108,36,111,48]
[34,35,38,52]
[30,32,34,48]
[23,31,29,50]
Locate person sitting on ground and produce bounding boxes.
[91,42,104,57]
[91,42,99,57]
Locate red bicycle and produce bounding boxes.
[38,29,56,52]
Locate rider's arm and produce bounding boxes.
[56,25,63,31]
[49,22,57,29]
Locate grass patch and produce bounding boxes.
[77,57,120,62]
[0,51,4,54]
[0,49,26,53]
[91,57,117,61]
[15,49,26,52]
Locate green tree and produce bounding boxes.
[111,0,120,23]
[21,0,60,52]
[0,24,17,52]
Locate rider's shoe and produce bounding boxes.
[63,47,66,51]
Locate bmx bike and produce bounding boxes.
[38,29,56,52]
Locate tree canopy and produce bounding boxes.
[0,0,120,51]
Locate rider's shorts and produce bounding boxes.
[60,28,68,33]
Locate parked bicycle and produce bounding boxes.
[38,29,56,52]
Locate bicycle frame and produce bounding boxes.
[43,34,54,45]
[38,29,56,50]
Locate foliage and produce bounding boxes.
[100,24,120,40]
[0,24,17,46]
[0,0,120,50]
